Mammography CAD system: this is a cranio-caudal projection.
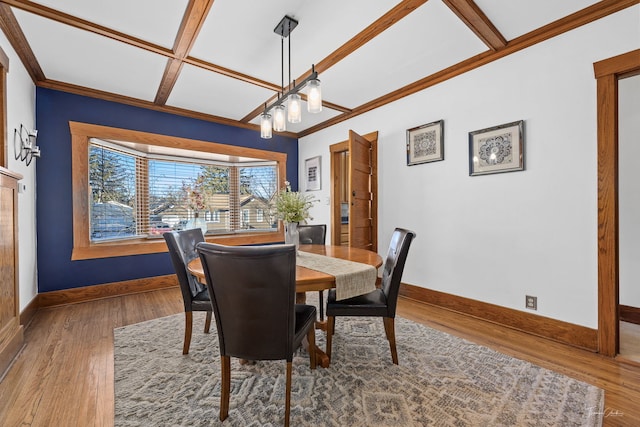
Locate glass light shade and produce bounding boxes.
[273,105,286,132]
[287,93,302,123]
[260,112,272,139]
[307,78,322,113]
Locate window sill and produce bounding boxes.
[71,231,283,260]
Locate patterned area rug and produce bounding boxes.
[114,309,603,426]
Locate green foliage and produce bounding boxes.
[274,181,316,223]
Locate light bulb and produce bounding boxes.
[307,78,322,113]
[273,105,286,132]
[288,93,302,123]
[260,112,272,139]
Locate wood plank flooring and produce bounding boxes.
[0,288,638,426]
[620,321,640,364]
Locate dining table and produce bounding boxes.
[187,244,383,367]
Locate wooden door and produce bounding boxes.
[348,130,377,251]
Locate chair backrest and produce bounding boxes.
[298,224,327,245]
[380,228,416,317]
[196,242,298,361]
[164,229,206,309]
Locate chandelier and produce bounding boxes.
[260,16,323,139]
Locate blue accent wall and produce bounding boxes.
[35,88,298,293]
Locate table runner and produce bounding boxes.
[297,250,378,300]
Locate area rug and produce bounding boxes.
[114,309,603,426]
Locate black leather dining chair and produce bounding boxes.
[164,229,212,355]
[325,228,416,365]
[196,242,317,426]
[298,224,327,318]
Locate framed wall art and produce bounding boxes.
[469,120,524,176]
[304,155,321,191]
[406,120,444,166]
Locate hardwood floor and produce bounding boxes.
[620,321,640,364]
[0,288,638,426]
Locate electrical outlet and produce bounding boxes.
[526,295,537,310]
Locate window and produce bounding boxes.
[89,141,281,241]
[256,209,264,222]
[71,122,288,260]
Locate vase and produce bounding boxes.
[187,212,207,235]
[284,221,299,250]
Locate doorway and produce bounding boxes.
[618,73,640,363]
[595,49,640,359]
[329,131,378,251]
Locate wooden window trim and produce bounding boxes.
[70,121,287,260]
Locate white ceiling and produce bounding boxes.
[2,0,610,137]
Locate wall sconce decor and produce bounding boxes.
[14,124,40,166]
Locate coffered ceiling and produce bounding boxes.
[0,0,633,139]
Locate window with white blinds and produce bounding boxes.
[88,139,279,243]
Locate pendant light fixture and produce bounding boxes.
[260,109,272,139]
[273,104,286,131]
[287,91,302,123]
[260,16,323,139]
[306,77,322,113]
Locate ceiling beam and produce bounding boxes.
[0,0,281,93]
[442,0,506,50]
[182,56,281,92]
[154,0,215,105]
[300,0,639,137]
[0,3,44,82]
[313,0,429,76]
[242,0,428,124]
[37,78,297,139]
[0,0,174,58]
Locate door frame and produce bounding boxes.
[595,49,640,356]
[330,131,378,249]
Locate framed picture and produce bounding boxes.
[469,120,524,176]
[305,156,321,191]
[406,120,444,166]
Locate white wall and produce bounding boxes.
[1,35,38,311]
[619,74,640,308]
[299,7,640,329]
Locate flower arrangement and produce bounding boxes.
[274,181,316,223]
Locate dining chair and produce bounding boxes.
[196,242,317,426]
[163,229,212,355]
[298,224,327,318]
[325,228,416,365]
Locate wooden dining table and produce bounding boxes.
[187,244,383,367]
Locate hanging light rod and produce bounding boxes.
[261,15,323,139]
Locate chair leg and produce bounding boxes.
[204,311,212,333]
[307,327,317,369]
[318,291,324,320]
[220,355,231,421]
[183,311,193,355]
[326,316,335,360]
[383,317,398,365]
[285,361,292,427]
